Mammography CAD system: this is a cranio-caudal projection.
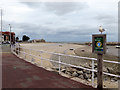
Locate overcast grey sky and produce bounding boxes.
[0,0,118,42]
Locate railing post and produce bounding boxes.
[12,45,14,53]
[18,44,19,56]
[17,44,19,56]
[11,44,12,53]
[40,51,43,67]
[92,59,94,87]
[24,48,26,59]
[15,44,17,55]
[59,54,61,74]
[29,48,31,61]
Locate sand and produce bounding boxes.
[18,43,84,68]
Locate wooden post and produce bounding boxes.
[92,34,106,89]
[97,53,103,90]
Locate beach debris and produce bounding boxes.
[31,58,35,62]
[81,49,85,52]
[69,48,74,51]
[59,44,62,47]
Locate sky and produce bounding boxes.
[0,0,119,42]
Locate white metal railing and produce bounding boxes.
[11,43,120,87]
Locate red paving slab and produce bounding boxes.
[2,52,96,89]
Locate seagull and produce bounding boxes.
[99,26,105,34]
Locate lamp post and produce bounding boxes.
[9,24,11,47]
[0,8,2,45]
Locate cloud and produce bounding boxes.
[44,2,89,15]
[3,18,117,42]
[21,2,89,16]
[96,14,117,25]
[54,27,96,36]
[2,20,96,41]
[21,2,42,8]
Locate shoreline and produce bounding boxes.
[46,41,120,45]
[19,41,120,47]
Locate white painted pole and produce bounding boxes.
[15,44,16,54]
[40,51,43,67]
[59,54,61,74]
[92,60,94,87]
[1,9,2,45]
[18,44,19,56]
[9,24,11,47]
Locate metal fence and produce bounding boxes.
[11,43,120,87]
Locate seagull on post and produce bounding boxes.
[99,26,105,34]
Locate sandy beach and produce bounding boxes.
[19,43,83,67]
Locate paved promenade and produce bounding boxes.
[2,45,96,89]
